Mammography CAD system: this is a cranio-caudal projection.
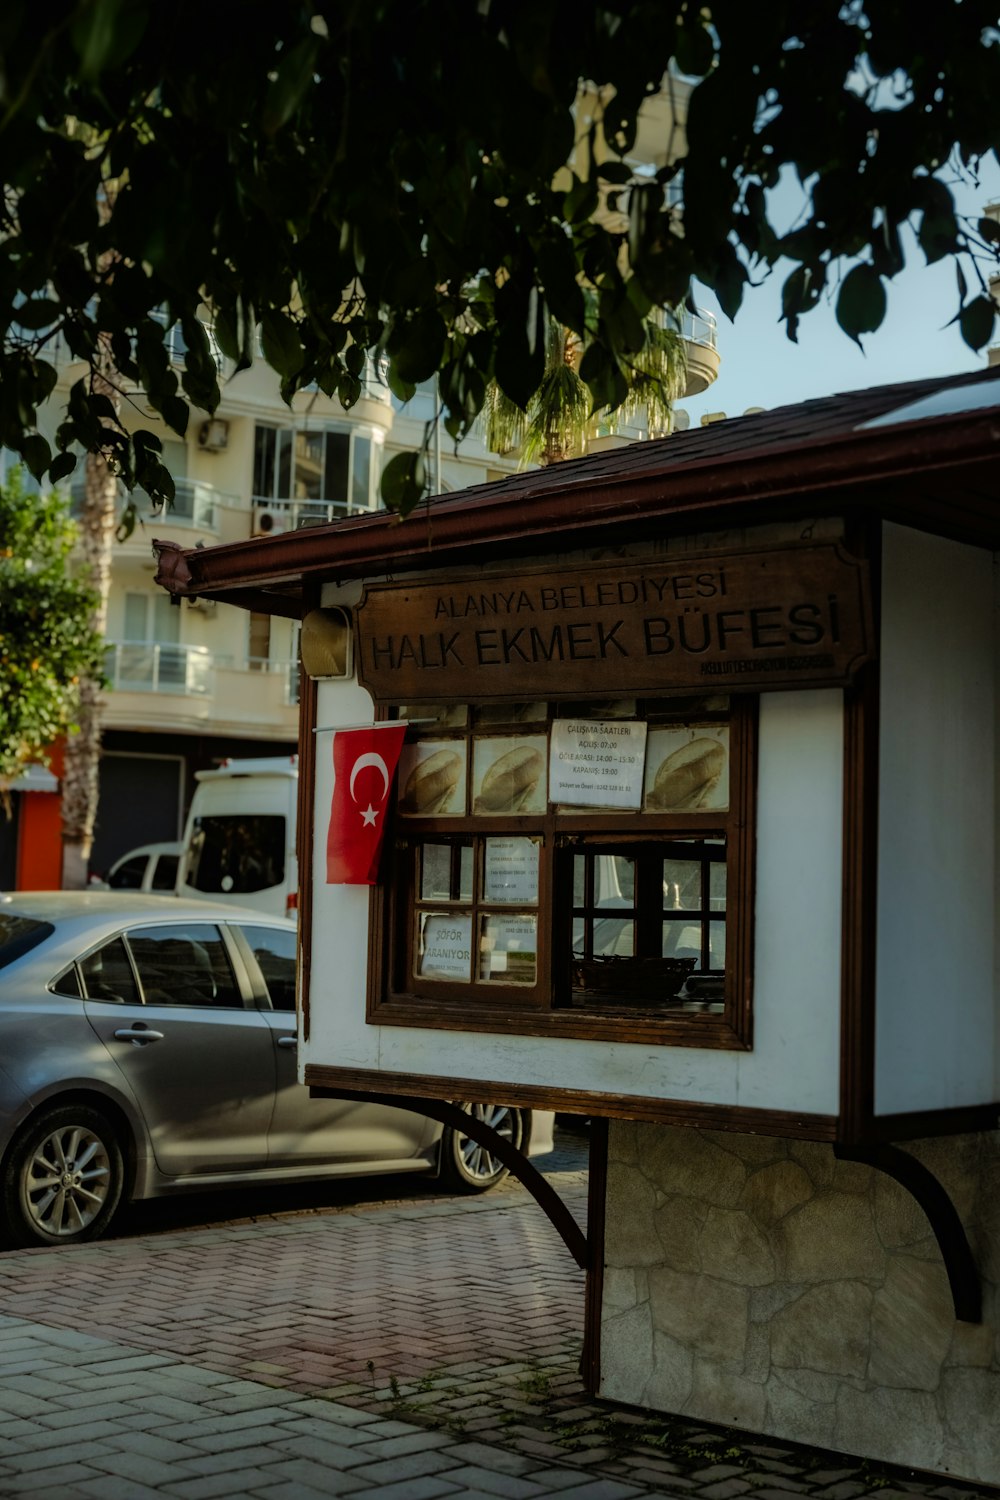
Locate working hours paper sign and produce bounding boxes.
[549,720,647,809]
[326,725,407,884]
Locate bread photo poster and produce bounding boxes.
[643,727,729,811]
[397,740,468,816]
[472,737,548,815]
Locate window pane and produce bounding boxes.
[351,435,371,510]
[108,856,147,890]
[80,938,140,1005]
[293,431,323,501]
[123,593,147,640]
[253,426,275,497]
[0,915,54,970]
[573,855,586,907]
[594,854,634,905]
[128,924,242,1008]
[276,429,293,496]
[709,862,727,910]
[483,837,539,904]
[663,858,701,911]
[52,965,82,998]
[324,430,350,504]
[478,913,537,984]
[417,912,472,981]
[572,916,586,955]
[186,815,285,894]
[152,856,179,892]
[593,915,633,956]
[243,924,297,1012]
[709,921,726,970]
[417,844,472,902]
[662,919,703,965]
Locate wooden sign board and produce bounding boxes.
[355,543,873,703]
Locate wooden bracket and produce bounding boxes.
[833,1141,981,1323]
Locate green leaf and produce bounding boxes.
[977,217,1000,246]
[380,450,427,517]
[49,452,77,485]
[386,365,417,404]
[20,434,51,482]
[836,264,886,346]
[387,311,445,385]
[260,311,304,378]
[597,161,633,185]
[263,35,321,136]
[70,0,148,79]
[958,296,996,351]
[12,299,61,331]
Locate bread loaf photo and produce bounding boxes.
[474,744,545,814]
[400,747,463,814]
[646,736,726,811]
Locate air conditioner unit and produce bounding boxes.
[198,418,230,452]
[252,505,286,538]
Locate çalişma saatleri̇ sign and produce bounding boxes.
[354,543,873,703]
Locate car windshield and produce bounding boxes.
[0,914,54,970]
[186,815,285,895]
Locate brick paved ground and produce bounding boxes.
[0,1128,993,1499]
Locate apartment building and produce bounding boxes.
[3,307,719,884]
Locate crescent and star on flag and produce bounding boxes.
[349,751,390,827]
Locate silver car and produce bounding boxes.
[0,893,551,1247]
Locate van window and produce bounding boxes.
[187,815,285,895]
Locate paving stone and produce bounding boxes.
[429,1466,548,1499]
[341,1478,465,1500]
[162,1467,299,1500]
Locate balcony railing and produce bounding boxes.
[105,641,213,696]
[667,306,718,351]
[71,476,226,533]
[251,496,383,532]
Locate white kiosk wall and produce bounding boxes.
[305,684,844,1120]
[875,523,997,1116]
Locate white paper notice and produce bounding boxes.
[480,914,537,983]
[550,720,648,809]
[483,837,540,904]
[419,914,473,980]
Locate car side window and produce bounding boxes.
[107,857,147,890]
[127,924,243,1009]
[243,925,297,1012]
[80,939,141,1005]
[151,855,179,892]
[51,964,83,998]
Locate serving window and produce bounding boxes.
[374,696,756,1049]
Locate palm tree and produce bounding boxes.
[59,333,120,889]
[483,311,686,467]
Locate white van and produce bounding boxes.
[97,841,184,894]
[176,756,299,917]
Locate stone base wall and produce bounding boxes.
[600,1123,1000,1487]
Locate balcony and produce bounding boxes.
[71,477,227,537]
[667,306,721,398]
[104,641,213,696]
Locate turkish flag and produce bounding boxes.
[326,725,407,884]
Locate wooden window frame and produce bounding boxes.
[368,698,756,1050]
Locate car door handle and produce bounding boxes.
[277,1035,297,1048]
[113,1028,165,1044]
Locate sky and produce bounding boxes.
[676,157,1000,426]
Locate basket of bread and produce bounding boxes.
[572,953,697,1005]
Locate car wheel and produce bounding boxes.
[2,1105,125,1248]
[439,1103,524,1194]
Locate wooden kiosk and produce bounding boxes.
[155,367,1000,1486]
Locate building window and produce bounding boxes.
[253,423,380,520]
[374,697,755,1049]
